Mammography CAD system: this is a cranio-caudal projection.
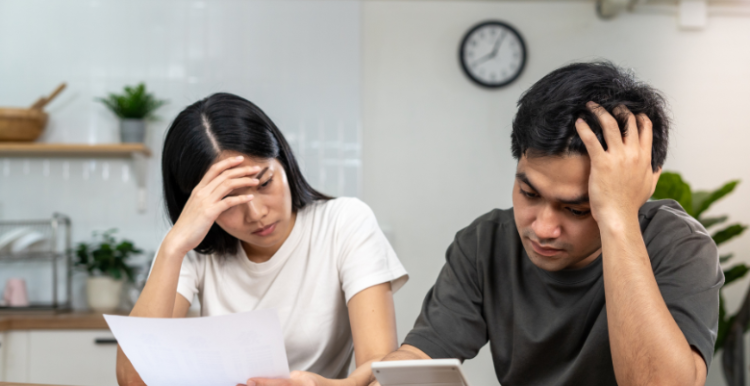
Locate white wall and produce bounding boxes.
[0,0,362,306]
[2,1,749,384]
[362,2,750,385]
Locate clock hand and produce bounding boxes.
[490,31,507,58]
[471,51,495,67]
[470,32,508,68]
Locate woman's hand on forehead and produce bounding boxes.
[163,155,261,256]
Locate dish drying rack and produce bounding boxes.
[0,213,72,312]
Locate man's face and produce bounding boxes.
[512,154,602,271]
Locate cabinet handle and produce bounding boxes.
[94,338,118,345]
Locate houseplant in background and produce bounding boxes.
[651,172,748,386]
[74,229,142,312]
[97,83,167,143]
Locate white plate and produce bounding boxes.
[10,231,47,254]
[0,227,32,253]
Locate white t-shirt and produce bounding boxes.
[164,197,408,379]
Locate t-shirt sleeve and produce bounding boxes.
[653,232,724,370]
[175,251,203,304]
[403,231,488,360]
[335,198,408,303]
[149,240,203,305]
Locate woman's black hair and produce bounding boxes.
[511,61,670,171]
[162,92,331,256]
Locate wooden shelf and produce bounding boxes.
[0,143,151,157]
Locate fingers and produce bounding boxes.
[205,165,262,195]
[636,113,654,155]
[217,194,254,212]
[211,176,260,200]
[246,372,317,386]
[246,378,296,386]
[196,155,246,190]
[586,101,623,151]
[574,117,605,159]
[612,105,639,148]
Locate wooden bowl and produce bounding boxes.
[0,108,48,142]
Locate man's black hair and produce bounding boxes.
[511,61,669,171]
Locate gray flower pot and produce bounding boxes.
[120,119,146,143]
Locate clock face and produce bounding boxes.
[459,21,527,88]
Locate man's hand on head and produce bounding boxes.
[575,102,660,229]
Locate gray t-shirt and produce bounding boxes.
[403,199,723,385]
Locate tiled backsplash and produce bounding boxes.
[0,0,362,305]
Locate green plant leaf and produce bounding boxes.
[96,83,167,119]
[652,172,693,216]
[75,230,141,282]
[108,267,122,280]
[122,264,135,283]
[693,180,740,218]
[691,191,710,217]
[74,243,89,267]
[716,294,728,353]
[724,264,749,286]
[720,254,734,264]
[700,215,728,230]
[713,224,748,246]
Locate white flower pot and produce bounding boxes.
[86,276,124,312]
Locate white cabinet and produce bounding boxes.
[4,330,29,382]
[0,332,5,380]
[3,329,118,386]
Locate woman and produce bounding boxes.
[116,93,408,386]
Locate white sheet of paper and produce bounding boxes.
[104,309,290,386]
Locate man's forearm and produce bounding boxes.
[366,344,431,385]
[348,350,410,386]
[601,217,702,386]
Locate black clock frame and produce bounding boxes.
[458,20,527,89]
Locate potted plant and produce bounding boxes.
[652,172,748,385]
[74,229,142,312]
[97,83,167,143]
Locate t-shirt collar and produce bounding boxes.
[237,207,308,274]
[528,250,604,286]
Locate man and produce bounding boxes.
[371,62,723,386]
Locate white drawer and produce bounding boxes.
[27,329,118,386]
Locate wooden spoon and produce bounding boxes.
[30,83,67,110]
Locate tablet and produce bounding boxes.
[371,359,471,386]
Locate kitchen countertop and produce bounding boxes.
[0,311,125,331]
[0,310,200,331]
[0,383,76,386]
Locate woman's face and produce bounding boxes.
[212,151,295,252]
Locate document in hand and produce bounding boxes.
[104,309,290,386]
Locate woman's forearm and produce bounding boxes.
[129,237,187,318]
[118,237,189,385]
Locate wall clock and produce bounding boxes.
[459,20,527,89]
